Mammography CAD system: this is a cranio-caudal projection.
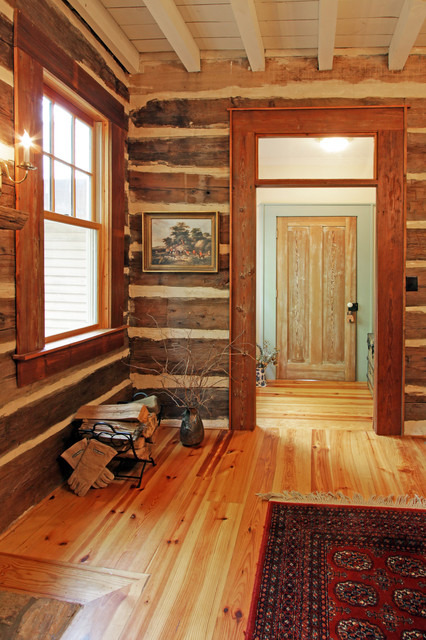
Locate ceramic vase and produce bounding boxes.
[256,364,267,387]
[180,407,204,447]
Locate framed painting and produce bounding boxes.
[142,212,219,272]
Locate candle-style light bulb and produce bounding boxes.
[20,130,32,164]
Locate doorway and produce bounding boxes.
[230,106,405,436]
[257,199,376,383]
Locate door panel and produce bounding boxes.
[277,216,356,381]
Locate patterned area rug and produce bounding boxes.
[245,500,426,639]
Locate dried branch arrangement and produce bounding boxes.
[132,319,252,413]
[143,338,231,411]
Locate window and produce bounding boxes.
[14,14,126,386]
[42,90,103,340]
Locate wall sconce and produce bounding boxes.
[0,131,37,195]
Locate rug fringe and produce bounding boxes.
[256,490,426,509]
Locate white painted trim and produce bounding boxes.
[406,339,426,346]
[0,0,13,20]
[66,0,140,74]
[406,305,426,312]
[0,66,13,87]
[143,0,200,72]
[406,260,426,268]
[0,341,15,355]
[408,172,426,180]
[0,141,15,162]
[129,202,230,216]
[407,220,426,228]
[389,0,426,70]
[318,0,338,71]
[134,80,426,105]
[128,127,229,139]
[230,0,265,72]
[0,283,14,297]
[405,384,426,393]
[129,285,229,299]
[127,163,229,179]
[130,372,229,388]
[162,418,229,429]
[128,327,229,341]
[404,420,426,436]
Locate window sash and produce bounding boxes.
[42,91,96,223]
[42,88,103,342]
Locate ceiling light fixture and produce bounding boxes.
[319,137,350,153]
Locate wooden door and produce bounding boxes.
[276,216,356,381]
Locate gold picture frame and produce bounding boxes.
[142,212,219,272]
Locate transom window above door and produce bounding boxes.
[257,136,376,180]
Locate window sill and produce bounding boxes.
[13,326,126,387]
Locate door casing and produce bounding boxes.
[230,106,406,436]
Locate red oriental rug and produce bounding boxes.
[246,500,426,640]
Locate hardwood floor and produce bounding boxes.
[0,382,424,639]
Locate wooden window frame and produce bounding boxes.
[13,10,126,386]
[43,86,102,343]
[230,106,406,436]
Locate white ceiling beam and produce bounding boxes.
[388,0,426,70]
[143,0,200,72]
[66,0,140,74]
[318,0,338,70]
[230,0,265,71]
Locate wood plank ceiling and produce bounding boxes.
[66,0,426,74]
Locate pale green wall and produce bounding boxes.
[257,203,375,382]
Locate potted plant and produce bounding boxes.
[256,341,279,387]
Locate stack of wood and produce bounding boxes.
[75,401,158,461]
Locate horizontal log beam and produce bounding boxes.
[407,133,426,174]
[130,297,229,330]
[407,229,426,260]
[405,309,426,339]
[0,426,73,533]
[128,137,229,168]
[0,359,129,457]
[129,171,228,205]
[128,386,229,420]
[407,181,426,221]
[404,402,426,420]
[405,347,426,383]
[131,97,423,130]
[130,337,230,375]
[0,205,29,230]
[128,255,230,289]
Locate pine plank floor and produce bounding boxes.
[0,382,424,639]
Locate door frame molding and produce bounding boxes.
[229,106,406,436]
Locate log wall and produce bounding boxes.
[128,53,426,434]
[0,0,130,533]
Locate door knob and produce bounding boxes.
[347,302,358,312]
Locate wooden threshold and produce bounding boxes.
[256,380,374,429]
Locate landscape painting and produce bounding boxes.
[143,212,218,272]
